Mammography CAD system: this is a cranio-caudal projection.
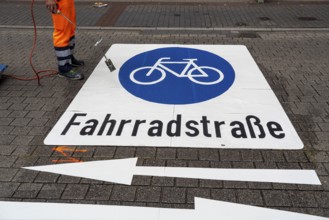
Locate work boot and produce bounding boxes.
[71,56,85,67]
[58,64,84,80]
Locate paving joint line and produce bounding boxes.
[2,25,329,32]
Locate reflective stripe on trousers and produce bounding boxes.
[55,37,75,66]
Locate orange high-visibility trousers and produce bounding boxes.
[52,0,76,48]
[52,0,76,67]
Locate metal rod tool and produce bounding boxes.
[56,9,116,72]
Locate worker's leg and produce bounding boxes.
[52,0,83,79]
[69,36,84,67]
[67,2,84,67]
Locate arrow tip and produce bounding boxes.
[23,158,138,185]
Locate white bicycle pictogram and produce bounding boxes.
[130,57,224,85]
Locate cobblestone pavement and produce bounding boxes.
[1,0,329,219]
[1,1,329,28]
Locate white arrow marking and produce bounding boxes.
[0,197,328,220]
[24,158,321,185]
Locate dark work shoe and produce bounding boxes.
[71,56,85,67]
[58,69,84,80]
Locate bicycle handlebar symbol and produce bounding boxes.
[130,57,224,85]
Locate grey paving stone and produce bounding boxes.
[12,169,38,183]
[298,123,321,132]
[25,110,46,119]
[152,177,175,187]
[86,184,113,200]
[263,190,292,207]
[111,185,136,201]
[8,103,28,111]
[0,134,15,145]
[308,152,329,163]
[0,168,19,181]
[289,191,318,208]
[132,176,152,186]
[187,188,211,203]
[11,135,34,146]
[8,111,28,118]
[319,176,329,191]
[34,156,57,166]
[237,189,264,206]
[135,147,156,158]
[57,175,81,184]
[232,161,255,168]
[211,189,237,203]
[31,146,53,156]
[312,141,329,151]
[34,172,60,183]
[166,159,188,167]
[200,179,223,189]
[272,183,298,190]
[0,145,16,156]
[37,184,66,199]
[188,160,210,167]
[13,183,43,199]
[198,149,219,161]
[161,187,186,203]
[176,178,198,188]
[0,118,14,126]
[28,118,49,127]
[80,178,104,184]
[28,135,45,146]
[156,148,176,159]
[0,102,13,110]
[241,150,263,162]
[114,147,136,159]
[143,158,166,166]
[0,155,17,167]
[262,150,286,162]
[314,192,329,208]
[248,182,273,190]
[177,148,198,160]
[223,180,249,189]
[210,161,232,168]
[24,103,45,111]
[28,126,51,135]
[277,162,301,169]
[219,150,241,162]
[318,123,329,132]
[10,126,32,136]
[284,151,309,163]
[13,156,39,168]
[61,184,89,200]
[136,186,161,202]
[0,182,20,198]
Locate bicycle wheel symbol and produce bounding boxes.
[130,67,166,85]
[188,66,224,85]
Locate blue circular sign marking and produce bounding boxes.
[119,47,235,105]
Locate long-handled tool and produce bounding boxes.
[55,8,116,72]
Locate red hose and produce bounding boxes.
[3,0,58,84]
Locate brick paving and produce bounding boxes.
[1,1,329,28]
[1,0,329,218]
